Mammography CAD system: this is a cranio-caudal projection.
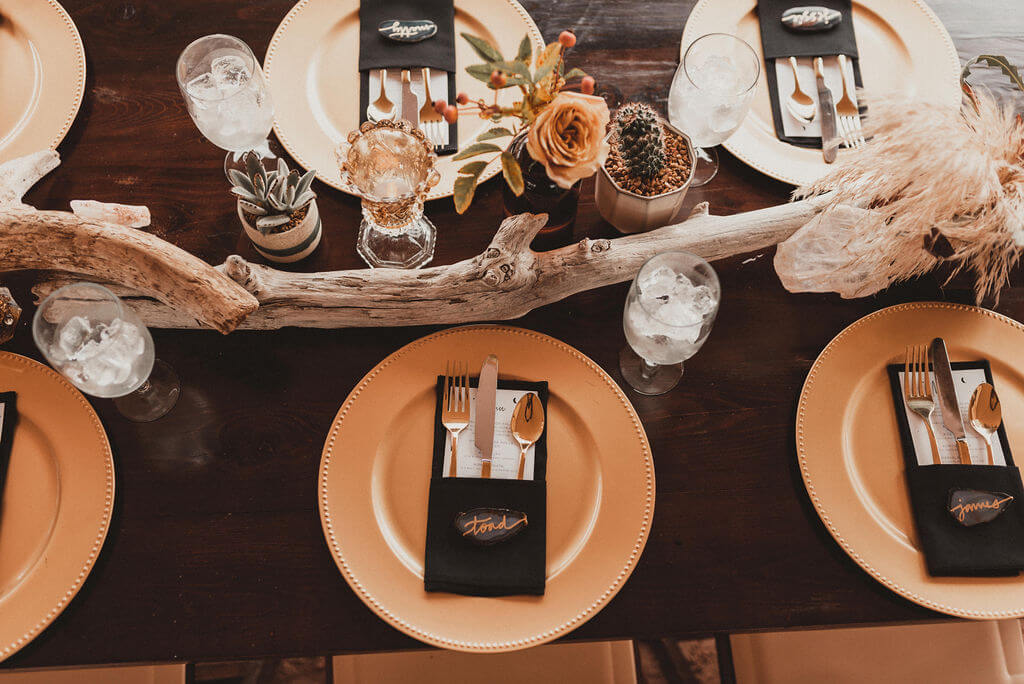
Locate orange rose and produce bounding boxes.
[526,92,610,189]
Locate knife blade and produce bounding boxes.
[475,354,498,478]
[400,69,419,128]
[813,57,837,164]
[930,337,973,465]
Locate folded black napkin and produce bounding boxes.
[0,392,16,504]
[757,0,862,148]
[424,378,548,596]
[888,362,1024,576]
[358,0,458,154]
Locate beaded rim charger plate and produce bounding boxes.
[681,0,961,186]
[0,352,114,662]
[0,0,85,162]
[798,303,1024,618]
[318,325,654,651]
[265,0,544,201]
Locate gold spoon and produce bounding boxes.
[510,393,545,480]
[785,56,816,126]
[969,382,1002,466]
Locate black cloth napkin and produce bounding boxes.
[424,378,548,596]
[358,0,458,154]
[757,0,862,148]
[887,362,1024,576]
[0,393,16,505]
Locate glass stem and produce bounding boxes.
[640,359,658,381]
[134,379,153,396]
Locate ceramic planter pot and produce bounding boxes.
[595,123,695,234]
[238,200,322,263]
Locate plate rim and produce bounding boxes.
[680,0,962,186]
[0,351,114,662]
[0,0,86,159]
[317,324,655,651]
[797,301,1024,619]
[263,0,545,201]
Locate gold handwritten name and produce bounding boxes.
[950,496,1013,523]
[461,513,528,538]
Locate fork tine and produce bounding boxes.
[912,344,922,397]
[463,360,469,411]
[904,345,911,399]
[444,360,451,411]
[924,346,932,399]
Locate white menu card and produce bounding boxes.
[442,388,539,480]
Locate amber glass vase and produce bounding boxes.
[501,131,581,250]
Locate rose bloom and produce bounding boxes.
[526,92,610,189]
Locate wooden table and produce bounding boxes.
[3,0,1023,669]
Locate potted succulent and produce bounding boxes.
[230,153,321,263]
[595,103,695,234]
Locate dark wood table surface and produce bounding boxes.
[2,0,1023,669]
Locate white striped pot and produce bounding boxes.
[238,200,322,264]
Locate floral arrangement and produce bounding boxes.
[433,30,610,213]
[779,56,1024,304]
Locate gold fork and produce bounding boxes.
[904,344,941,465]
[441,361,470,478]
[836,55,864,149]
[418,68,445,149]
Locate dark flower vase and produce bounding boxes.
[501,131,581,251]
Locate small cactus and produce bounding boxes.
[614,103,665,182]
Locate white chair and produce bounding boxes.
[731,619,1024,684]
[333,640,637,684]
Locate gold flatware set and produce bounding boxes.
[442,357,545,480]
[902,340,1003,466]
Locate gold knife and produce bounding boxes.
[400,69,419,128]
[475,354,498,479]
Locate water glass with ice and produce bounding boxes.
[33,283,180,422]
[176,34,276,178]
[668,33,759,186]
[620,252,720,395]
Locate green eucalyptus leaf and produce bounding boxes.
[452,142,502,160]
[516,35,532,63]
[458,161,488,175]
[532,42,562,84]
[477,127,514,141]
[465,63,498,84]
[563,67,588,81]
[461,32,503,63]
[500,151,524,196]
[453,174,481,214]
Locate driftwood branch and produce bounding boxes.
[31,198,830,330]
[3,150,831,332]
[0,152,258,334]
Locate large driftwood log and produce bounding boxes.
[4,149,831,332]
[0,152,258,333]
[32,198,830,330]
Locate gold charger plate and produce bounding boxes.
[798,302,1024,618]
[0,352,114,661]
[318,326,654,651]
[0,0,85,162]
[681,0,960,186]
[265,0,544,201]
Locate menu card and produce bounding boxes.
[442,388,538,480]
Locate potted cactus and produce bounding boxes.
[595,103,695,234]
[230,153,322,263]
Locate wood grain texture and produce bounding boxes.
[0,0,1021,669]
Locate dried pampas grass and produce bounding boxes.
[795,90,1024,303]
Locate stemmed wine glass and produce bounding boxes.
[668,33,760,186]
[176,34,276,178]
[33,283,180,422]
[620,252,721,395]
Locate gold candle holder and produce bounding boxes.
[337,119,441,269]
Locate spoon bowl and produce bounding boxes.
[969,382,1002,466]
[785,56,817,126]
[510,393,545,480]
